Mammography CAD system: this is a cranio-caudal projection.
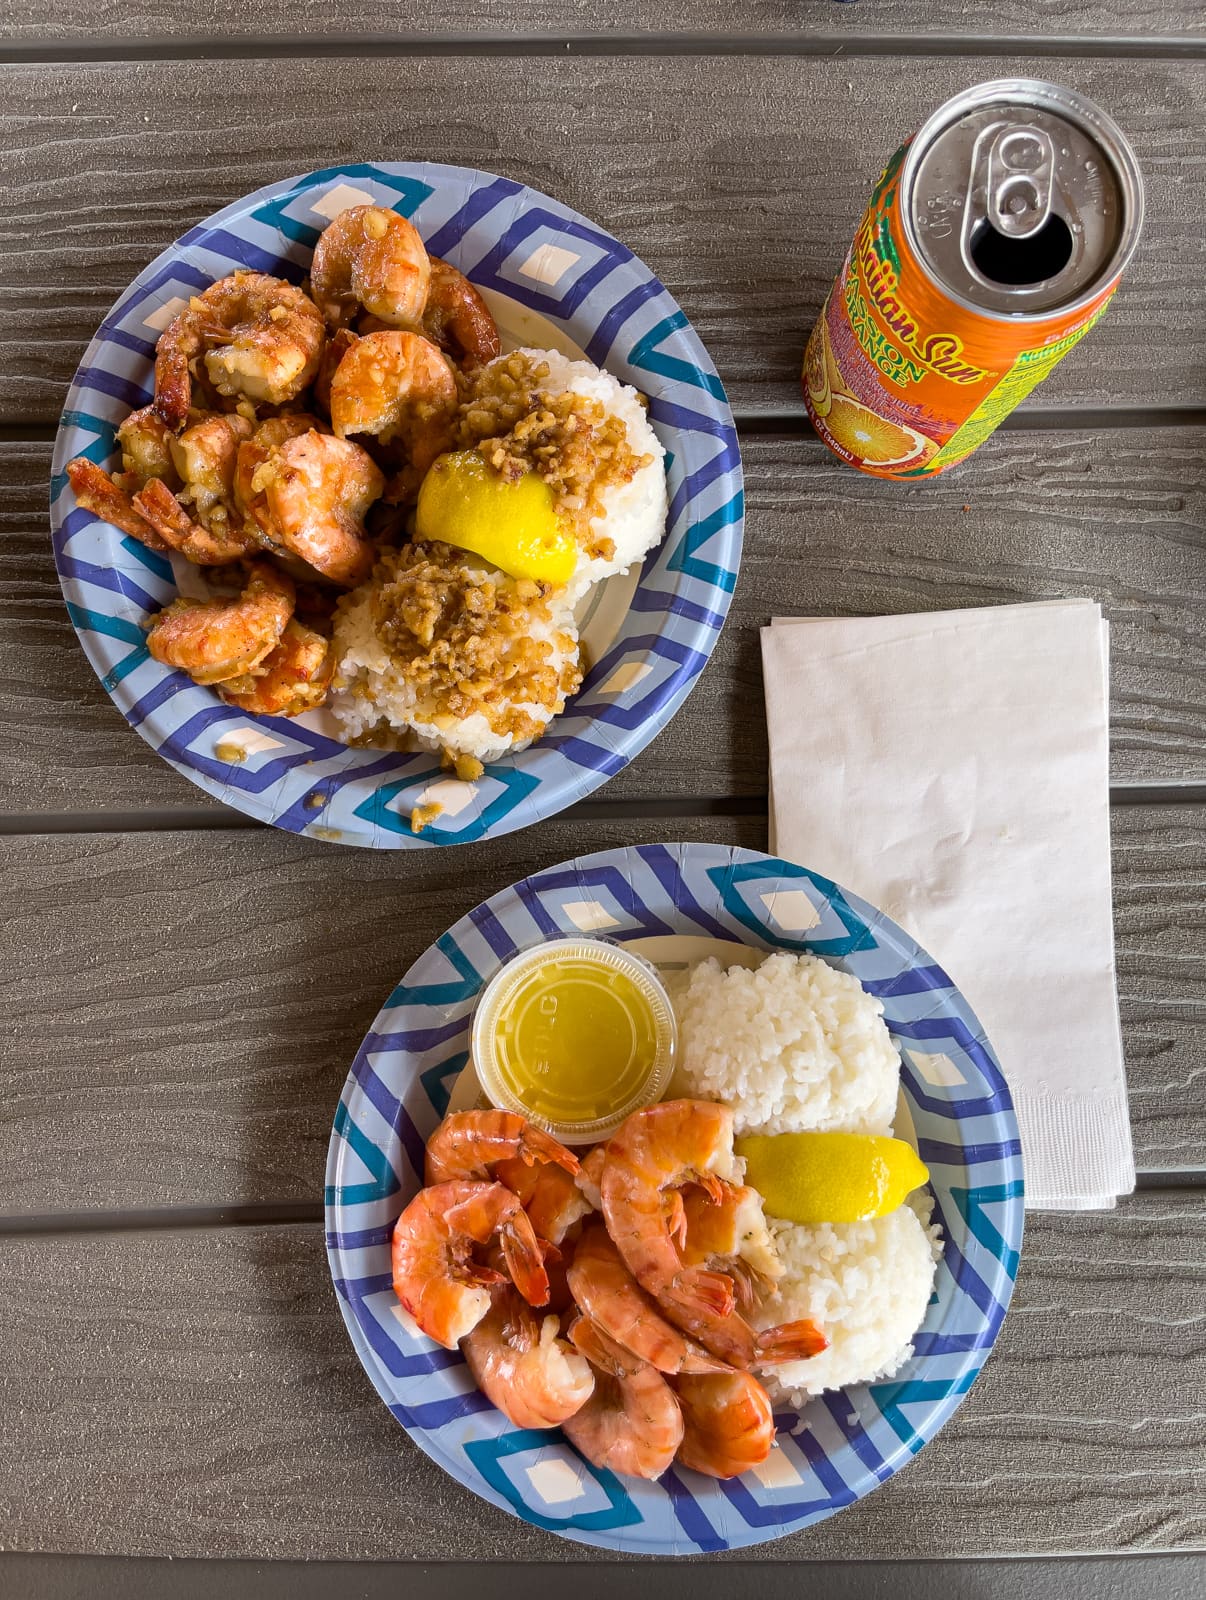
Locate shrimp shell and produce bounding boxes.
[673,1370,775,1480]
[424,1110,580,1187]
[391,1179,549,1349]
[144,560,295,685]
[461,1286,594,1430]
[562,1315,684,1480]
[310,205,430,331]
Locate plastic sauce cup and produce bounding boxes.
[470,936,677,1145]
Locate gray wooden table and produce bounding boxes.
[1,4,1204,1595]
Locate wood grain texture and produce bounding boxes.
[3,0,1204,42]
[5,425,1204,819]
[1,1194,1202,1559]
[0,807,1201,1214]
[1,55,1201,424]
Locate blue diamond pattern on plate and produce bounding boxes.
[325,843,1024,1553]
[51,163,743,848]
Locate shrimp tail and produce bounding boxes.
[696,1173,728,1205]
[754,1318,828,1364]
[519,1126,581,1177]
[499,1208,551,1309]
[153,342,194,431]
[666,1267,737,1323]
[66,457,170,551]
[568,1314,638,1377]
[132,477,253,566]
[664,1190,688,1251]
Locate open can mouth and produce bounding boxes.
[901,77,1145,322]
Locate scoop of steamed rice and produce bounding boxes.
[755,1197,944,1403]
[673,951,900,1136]
[327,554,581,763]
[520,349,669,605]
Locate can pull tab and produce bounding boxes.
[983,125,1055,238]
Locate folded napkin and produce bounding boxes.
[761,600,1134,1210]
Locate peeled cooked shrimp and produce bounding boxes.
[242,428,384,586]
[310,205,430,331]
[562,1315,684,1480]
[567,1223,729,1377]
[673,1370,775,1480]
[461,1285,594,1430]
[391,1180,549,1348]
[154,272,326,430]
[421,257,501,369]
[328,329,457,475]
[144,560,295,685]
[218,618,333,716]
[424,1110,580,1187]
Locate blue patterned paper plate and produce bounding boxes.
[50,163,743,848]
[325,842,1024,1554]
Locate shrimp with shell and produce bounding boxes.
[391,1179,549,1350]
[601,1100,827,1369]
[138,412,261,561]
[562,1315,684,1480]
[218,618,334,716]
[154,272,326,430]
[567,1223,729,1377]
[66,457,168,552]
[328,329,458,478]
[675,1181,784,1311]
[421,257,501,369]
[240,427,384,586]
[424,1110,580,1187]
[673,1370,776,1480]
[461,1285,594,1430]
[310,205,430,331]
[144,560,295,685]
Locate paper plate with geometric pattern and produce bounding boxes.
[50,163,743,848]
[325,842,1024,1553]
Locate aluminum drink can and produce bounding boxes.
[802,79,1144,478]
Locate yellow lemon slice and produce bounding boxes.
[415,450,577,587]
[734,1131,929,1224]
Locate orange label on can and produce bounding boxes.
[803,144,1118,478]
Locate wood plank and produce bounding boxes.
[0,809,1200,1214]
[0,56,1202,424]
[1,1195,1202,1558]
[5,425,1204,820]
[3,0,1204,43]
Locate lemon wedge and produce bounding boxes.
[415,450,577,587]
[734,1131,929,1225]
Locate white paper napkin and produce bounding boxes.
[761,600,1134,1211]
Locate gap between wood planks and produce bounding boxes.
[1,1169,1203,1235]
[2,33,1206,66]
[1,786,1204,837]
[7,407,1206,448]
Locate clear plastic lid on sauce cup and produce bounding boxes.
[470,936,678,1145]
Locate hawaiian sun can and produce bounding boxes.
[802,79,1144,478]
